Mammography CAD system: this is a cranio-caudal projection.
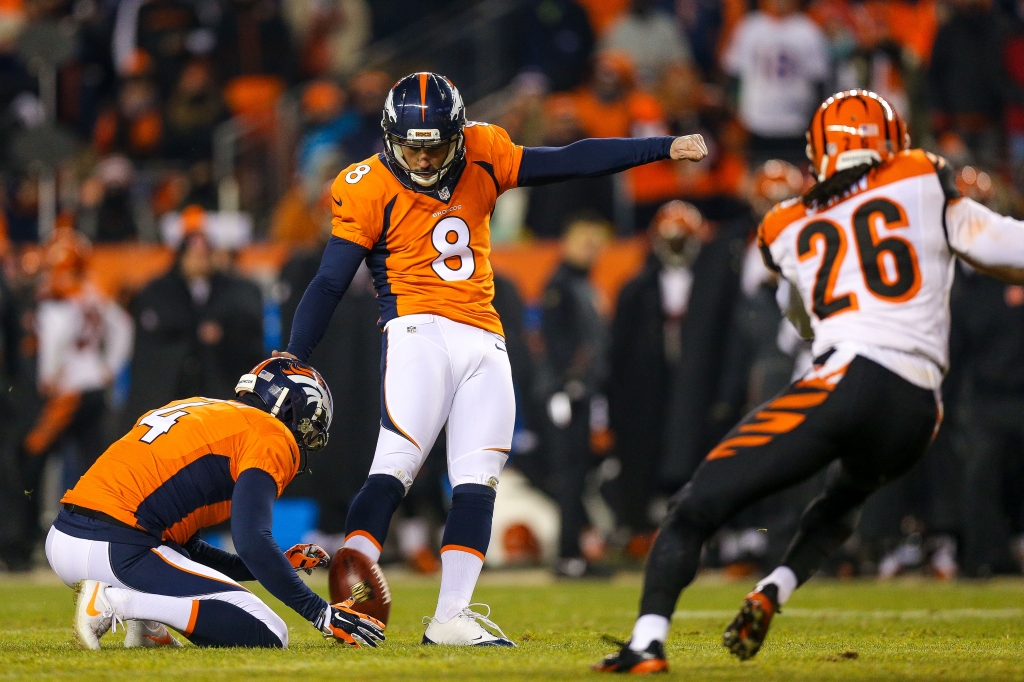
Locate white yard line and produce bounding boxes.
[673,608,1024,620]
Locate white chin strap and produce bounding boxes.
[821,149,883,181]
[390,137,461,187]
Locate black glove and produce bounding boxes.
[314,599,386,648]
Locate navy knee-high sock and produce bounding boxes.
[344,474,406,561]
[434,484,496,621]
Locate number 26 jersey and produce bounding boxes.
[759,150,958,373]
[329,122,524,336]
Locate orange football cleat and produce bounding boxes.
[593,639,668,674]
[722,584,779,661]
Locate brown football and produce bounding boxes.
[328,547,392,625]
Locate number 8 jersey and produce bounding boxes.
[329,122,523,336]
[758,150,959,382]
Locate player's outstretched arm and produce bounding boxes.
[284,236,368,362]
[516,134,707,187]
[231,468,330,623]
[946,197,1024,284]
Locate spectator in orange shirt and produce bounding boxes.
[573,52,680,225]
[657,64,746,202]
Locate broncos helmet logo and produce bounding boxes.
[235,358,334,451]
[384,88,398,124]
[449,83,464,121]
[284,373,333,427]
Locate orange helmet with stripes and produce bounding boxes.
[806,90,909,182]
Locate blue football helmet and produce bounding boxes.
[234,358,333,451]
[381,72,467,189]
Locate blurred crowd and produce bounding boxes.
[1,0,1024,581]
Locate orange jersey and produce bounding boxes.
[329,122,523,335]
[61,398,300,546]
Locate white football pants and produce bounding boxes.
[45,526,289,647]
[371,314,515,490]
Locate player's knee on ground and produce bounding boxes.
[441,483,496,557]
[187,593,289,648]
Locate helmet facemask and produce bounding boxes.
[384,131,464,187]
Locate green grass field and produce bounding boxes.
[1,570,1023,681]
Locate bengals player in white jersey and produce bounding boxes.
[596,90,1024,673]
[277,72,708,646]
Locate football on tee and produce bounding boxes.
[328,547,392,625]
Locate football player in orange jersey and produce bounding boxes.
[276,72,707,646]
[595,90,1024,673]
[45,358,384,650]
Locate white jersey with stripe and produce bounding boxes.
[759,150,964,388]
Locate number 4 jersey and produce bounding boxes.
[759,149,1024,389]
[329,122,523,336]
[60,399,300,545]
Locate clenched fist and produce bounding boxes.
[670,134,708,162]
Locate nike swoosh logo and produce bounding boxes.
[85,583,101,617]
[495,344,506,353]
[333,197,343,207]
[145,633,174,645]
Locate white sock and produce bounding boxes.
[344,532,382,564]
[756,565,798,606]
[106,588,195,632]
[629,614,670,651]
[433,548,484,622]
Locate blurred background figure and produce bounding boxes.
[608,198,750,559]
[946,166,1024,578]
[600,0,693,90]
[722,0,829,167]
[0,226,26,570]
[608,201,710,558]
[540,213,612,578]
[524,94,615,238]
[124,206,262,424]
[14,222,131,570]
[77,155,138,243]
[163,58,226,164]
[521,0,595,93]
[928,0,1009,169]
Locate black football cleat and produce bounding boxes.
[593,638,668,674]
[722,583,779,661]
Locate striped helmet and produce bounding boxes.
[235,358,333,451]
[806,90,909,182]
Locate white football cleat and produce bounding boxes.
[73,580,121,650]
[421,604,516,647]
[124,619,184,648]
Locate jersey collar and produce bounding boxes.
[379,152,465,204]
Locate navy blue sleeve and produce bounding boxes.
[285,236,369,361]
[183,536,256,582]
[232,469,328,623]
[517,137,675,187]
